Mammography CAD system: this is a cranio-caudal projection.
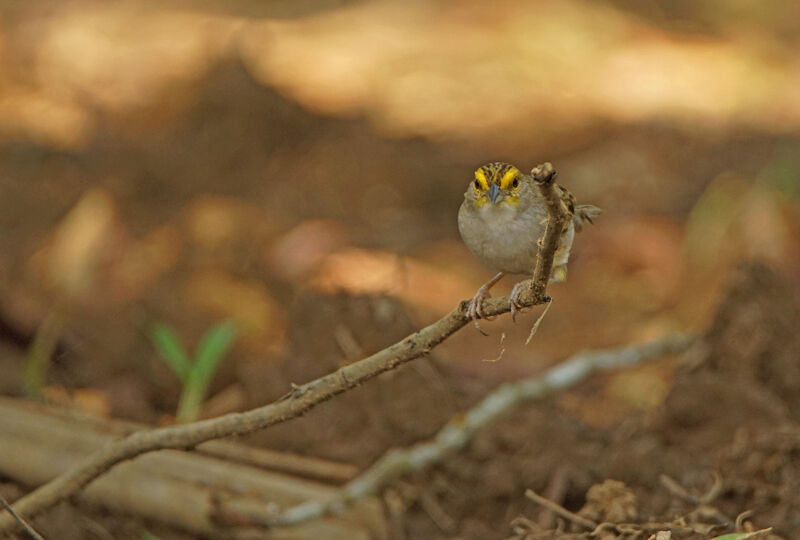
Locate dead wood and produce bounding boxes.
[0,397,385,539]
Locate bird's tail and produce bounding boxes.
[572,204,602,232]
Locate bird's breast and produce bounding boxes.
[458,202,545,274]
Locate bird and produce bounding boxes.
[457,162,601,330]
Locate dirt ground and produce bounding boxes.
[4,257,799,540]
[2,3,800,538]
[400,262,800,540]
[247,262,800,540]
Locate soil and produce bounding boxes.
[4,263,799,540]
[393,262,800,540]
[2,12,800,538]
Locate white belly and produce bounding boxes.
[458,201,574,275]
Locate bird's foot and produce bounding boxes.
[467,285,495,335]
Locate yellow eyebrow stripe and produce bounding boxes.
[499,167,519,189]
[474,168,490,190]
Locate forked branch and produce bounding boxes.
[0,163,569,532]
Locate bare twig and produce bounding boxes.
[735,510,754,531]
[253,334,696,528]
[729,528,773,539]
[537,465,570,529]
[659,472,724,507]
[592,521,698,537]
[0,164,568,533]
[700,471,723,505]
[659,474,699,505]
[525,488,598,531]
[525,297,552,345]
[0,492,44,540]
[482,332,506,363]
[529,162,567,299]
[419,490,457,534]
[197,440,359,484]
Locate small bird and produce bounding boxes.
[458,162,601,328]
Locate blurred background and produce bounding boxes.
[1,0,800,538]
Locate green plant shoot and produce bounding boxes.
[150,320,237,423]
[23,307,67,398]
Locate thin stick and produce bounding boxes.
[732,528,773,539]
[0,493,45,540]
[537,465,569,529]
[242,334,696,528]
[0,166,570,533]
[525,297,552,345]
[658,474,699,505]
[529,162,567,299]
[525,488,598,531]
[735,510,754,531]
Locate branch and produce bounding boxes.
[525,488,597,531]
[529,162,567,299]
[0,396,378,537]
[0,493,44,540]
[0,164,568,533]
[246,334,696,528]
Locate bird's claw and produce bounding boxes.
[467,285,493,335]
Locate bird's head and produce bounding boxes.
[471,162,523,208]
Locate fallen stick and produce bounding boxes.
[261,334,696,527]
[1,397,359,485]
[0,397,384,539]
[525,489,597,531]
[0,493,43,540]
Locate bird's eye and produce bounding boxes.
[512,178,519,188]
[474,180,481,190]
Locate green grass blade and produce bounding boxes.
[175,321,237,423]
[150,323,192,383]
[193,321,237,382]
[23,308,67,398]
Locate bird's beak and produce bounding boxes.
[489,184,501,204]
